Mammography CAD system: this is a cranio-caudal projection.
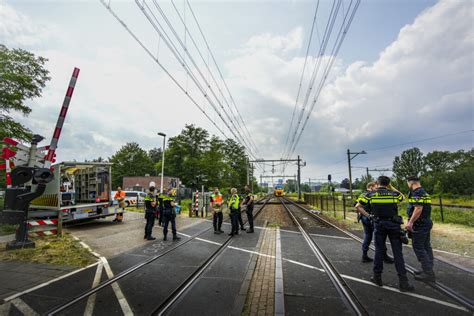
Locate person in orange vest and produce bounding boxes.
[210,187,224,234]
[113,186,125,222]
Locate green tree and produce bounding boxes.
[109,142,154,188]
[0,45,50,141]
[165,124,210,188]
[392,147,425,187]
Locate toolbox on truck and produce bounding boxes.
[29,162,115,222]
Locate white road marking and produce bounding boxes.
[340,274,469,312]
[196,237,221,245]
[2,262,100,303]
[188,234,469,312]
[100,257,133,315]
[10,298,39,316]
[84,262,104,316]
[177,232,192,238]
[309,233,353,240]
[228,246,276,258]
[281,258,325,272]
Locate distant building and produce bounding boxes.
[123,176,180,192]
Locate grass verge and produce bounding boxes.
[0,233,96,267]
[0,224,17,236]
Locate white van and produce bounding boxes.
[111,191,147,206]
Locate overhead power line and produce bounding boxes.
[100,0,266,172]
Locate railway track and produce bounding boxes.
[45,195,272,315]
[279,197,368,316]
[282,197,474,313]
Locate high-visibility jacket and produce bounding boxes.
[407,187,432,220]
[358,188,403,218]
[211,193,223,204]
[114,191,125,200]
[228,194,240,211]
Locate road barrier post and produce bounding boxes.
[326,195,329,212]
[333,195,336,217]
[439,196,444,222]
[343,194,346,219]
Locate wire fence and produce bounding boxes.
[303,193,474,227]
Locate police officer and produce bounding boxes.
[355,182,394,264]
[406,176,435,282]
[210,187,224,234]
[159,188,181,241]
[358,176,414,292]
[144,184,157,241]
[241,185,254,233]
[228,188,240,236]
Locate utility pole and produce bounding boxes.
[347,149,367,197]
[246,157,250,186]
[297,155,301,200]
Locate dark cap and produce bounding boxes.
[407,175,420,182]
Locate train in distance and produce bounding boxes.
[274,184,285,197]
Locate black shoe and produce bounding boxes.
[144,234,147,239]
[247,229,254,233]
[214,231,220,234]
[383,255,395,264]
[362,255,373,263]
[414,271,435,283]
[147,236,156,240]
[414,269,423,275]
[219,230,224,233]
[173,235,181,241]
[370,274,383,286]
[399,279,415,292]
[240,227,246,231]
[228,233,234,236]
[163,235,167,241]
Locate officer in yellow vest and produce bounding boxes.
[228,188,240,236]
[210,187,224,234]
[159,188,181,241]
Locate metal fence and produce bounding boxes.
[303,193,474,226]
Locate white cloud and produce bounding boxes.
[2,0,473,182]
[0,2,57,47]
[223,0,473,178]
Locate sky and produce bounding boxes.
[1,0,473,184]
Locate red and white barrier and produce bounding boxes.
[28,219,59,227]
[44,67,80,168]
[29,230,58,237]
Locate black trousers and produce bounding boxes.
[246,207,254,229]
[213,211,223,231]
[374,220,407,277]
[162,209,177,237]
[230,210,239,234]
[238,211,244,228]
[144,212,155,237]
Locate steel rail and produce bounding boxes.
[46,195,271,315]
[279,198,368,316]
[153,196,271,315]
[283,197,474,312]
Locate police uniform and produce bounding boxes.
[144,191,157,240]
[359,187,413,291]
[228,194,240,236]
[408,187,434,278]
[210,192,224,233]
[159,193,180,241]
[242,192,254,233]
[357,192,393,263]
